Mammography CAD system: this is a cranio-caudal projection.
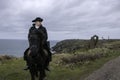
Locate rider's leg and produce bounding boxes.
[23,47,29,60]
[43,43,52,71]
[23,48,30,70]
[24,60,30,70]
[45,58,50,71]
[44,42,52,61]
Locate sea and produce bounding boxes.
[0,39,58,57]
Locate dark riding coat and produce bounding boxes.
[28,24,48,48]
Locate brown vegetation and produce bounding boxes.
[60,48,112,65]
[0,55,16,61]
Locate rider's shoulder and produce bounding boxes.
[30,26,34,29]
[29,26,35,30]
[41,26,47,31]
[28,26,35,32]
[41,25,45,28]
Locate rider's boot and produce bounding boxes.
[23,66,29,70]
[45,67,50,71]
[24,61,30,70]
[45,58,51,71]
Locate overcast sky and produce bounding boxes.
[0,0,120,40]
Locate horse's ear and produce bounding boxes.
[27,49,31,56]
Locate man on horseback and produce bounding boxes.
[24,17,52,71]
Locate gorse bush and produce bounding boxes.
[61,48,113,65]
[0,55,16,60]
[103,41,120,50]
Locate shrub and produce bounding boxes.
[61,48,111,65]
[0,55,16,61]
[103,41,120,50]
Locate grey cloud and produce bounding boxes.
[0,0,120,40]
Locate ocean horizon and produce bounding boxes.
[0,39,59,57]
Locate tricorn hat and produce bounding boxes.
[32,17,43,22]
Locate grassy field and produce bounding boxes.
[0,41,120,80]
[0,51,119,80]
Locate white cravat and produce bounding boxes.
[35,26,39,29]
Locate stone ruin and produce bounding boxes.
[89,35,99,49]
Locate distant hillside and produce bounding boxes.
[52,39,88,53]
[52,39,120,53]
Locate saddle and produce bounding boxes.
[24,41,50,60]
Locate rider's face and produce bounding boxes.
[35,21,42,26]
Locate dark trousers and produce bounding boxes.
[43,41,52,61]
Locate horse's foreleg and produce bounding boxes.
[39,67,46,80]
[30,70,35,80]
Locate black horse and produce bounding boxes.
[27,48,48,80]
[24,30,48,80]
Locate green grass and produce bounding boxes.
[0,49,120,80]
[0,58,30,80]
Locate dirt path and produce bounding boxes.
[85,56,120,80]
